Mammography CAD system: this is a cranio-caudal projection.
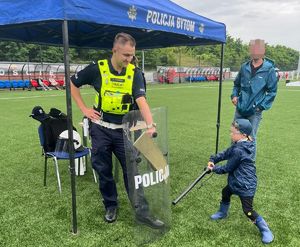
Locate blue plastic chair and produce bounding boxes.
[0,80,5,89]
[17,80,25,88]
[38,125,97,193]
[11,80,18,89]
[24,80,30,88]
[4,80,11,89]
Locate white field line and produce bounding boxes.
[0,92,92,100]
[0,86,219,100]
[148,85,219,90]
[0,85,299,100]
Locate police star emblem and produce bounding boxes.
[199,23,205,34]
[128,5,137,21]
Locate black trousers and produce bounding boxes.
[221,185,258,221]
[90,122,148,215]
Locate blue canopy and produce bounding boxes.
[0,0,226,234]
[0,0,226,48]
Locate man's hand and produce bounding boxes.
[135,97,156,137]
[70,81,100,121]
[207,161,215,171]
[82,107,101,121]
[146,126,156,138]
[231,96,238,106]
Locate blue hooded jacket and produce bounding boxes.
[231,58,278,117]
[210,140,257,197]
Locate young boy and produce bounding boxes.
[207,118,274,244]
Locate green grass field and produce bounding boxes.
[0,81,299,246]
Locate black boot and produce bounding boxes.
[104,208,117,223]
[136,214,165,229]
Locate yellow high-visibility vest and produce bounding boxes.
[94,59,135,115]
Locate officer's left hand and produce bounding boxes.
[83,107,101,121]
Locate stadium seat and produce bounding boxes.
[0,80,5,89]
[17,80,25,88]
[4,80,11,89]
[11,80,18,89]
[199,76,206,81]
[57,79,65,86]
[48,78,62,90]
[24,80,30,88]
[42,79,50,86]
[30,79,39,88]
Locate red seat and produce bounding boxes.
[57,80,65,86]
[31,79,39,87]
[43,80,50,86]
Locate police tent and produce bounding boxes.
[0,0,226,237]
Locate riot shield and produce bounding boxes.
[123,107,171,245]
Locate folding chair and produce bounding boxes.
[38,125,97,193]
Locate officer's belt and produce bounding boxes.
[92,119,124,129]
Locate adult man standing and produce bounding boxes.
[231,39,278,148]
[70,33,163,228]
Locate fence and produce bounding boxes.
[0,61,87,90]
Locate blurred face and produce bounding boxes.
[230,126,245,142]
[249,39,265,60]
[112,42,135,70]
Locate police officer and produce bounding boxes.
[70,33,164,228]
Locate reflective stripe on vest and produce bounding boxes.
[94,59,135,115]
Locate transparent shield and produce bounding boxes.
[123,107,171,245]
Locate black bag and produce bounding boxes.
[30,106,76,152]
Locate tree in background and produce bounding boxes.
[0,36,298,71]
[265,45,298,71]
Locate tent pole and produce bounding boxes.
[215,43,224,154]
[62,20,78,234]
[142,49,145,73]
[179,47,182,83]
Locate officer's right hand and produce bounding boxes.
[231,97,238,106]
[83,108,101,121]
[146,126,157,138]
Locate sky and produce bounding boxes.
[172,0,300,52]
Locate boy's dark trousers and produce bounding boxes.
[221,185,259,221]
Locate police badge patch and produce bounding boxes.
[128,5,137,21]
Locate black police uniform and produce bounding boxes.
[71,59,148,211]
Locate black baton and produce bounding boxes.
[172,168,211,205]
